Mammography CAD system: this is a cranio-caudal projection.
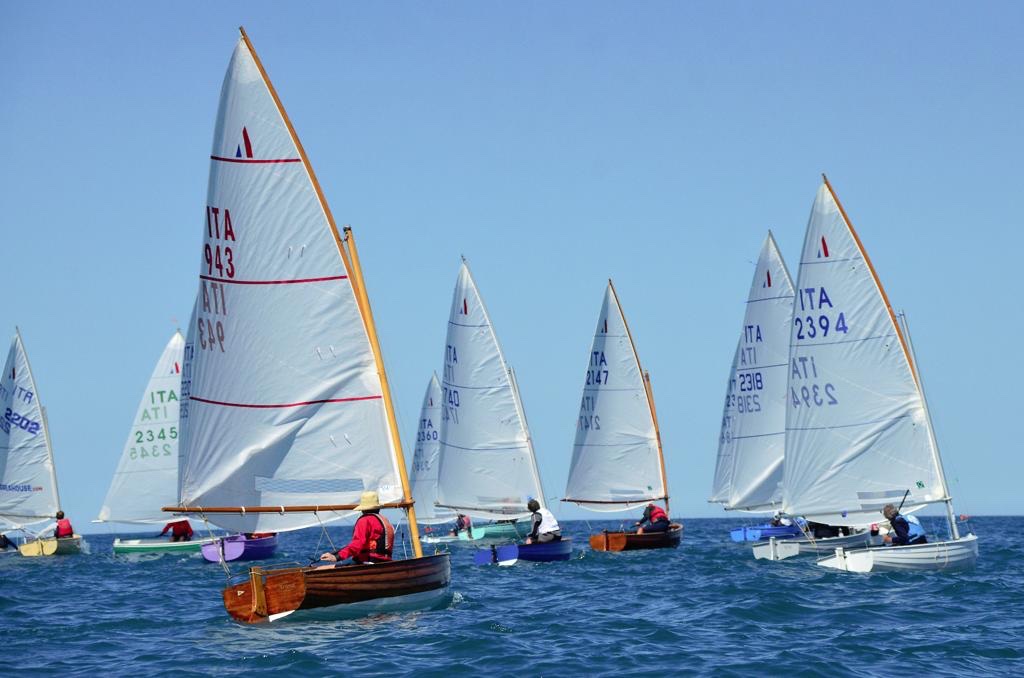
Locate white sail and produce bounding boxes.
[409,373,454,524]
[781,182,946,526]
[97,331,184,524]
[0,329,60,529]
[711,232,795,511]
[435,261,544,520]
[564,282,665,512]
[177,37,403,533]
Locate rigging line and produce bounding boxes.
[201,514,231,578]
[313,511,337,559]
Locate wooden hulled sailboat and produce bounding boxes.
[563,281,681,552]
[781,177,977,572]
[163,29,449,622]
[96,331,217,554]
[0,329,80,556]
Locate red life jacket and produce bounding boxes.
[366,514,394,562]
[648,505,668,524]
[55,518,73,538]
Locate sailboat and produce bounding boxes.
[436,261,567,560]
[163,28,449,622]
[96,331,217,554]
[711,232,795,544]
[410,373,458,544]
[563,280,681,552]
[779,177,977,572]
[0,328,80,556]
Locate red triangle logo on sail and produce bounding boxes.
[817,236,830,258]
[234,127,254,159]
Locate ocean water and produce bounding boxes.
[1,516,1020,676]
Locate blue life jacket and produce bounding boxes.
[892,515,926,545]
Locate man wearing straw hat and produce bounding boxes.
[320,490,395,564]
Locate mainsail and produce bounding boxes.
[711,232,795,511]
[435,261,545,520]
[781,180,946,526]
[0,329,60,530]
[409,373,454,525]
[176,35,406,534]
[97,331,184,524]
[564,281,667,511]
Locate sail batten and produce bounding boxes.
[712,232,795,511]
[176,33,405,535]
[563,282,667,514]
[435,262,545,520]
[780,181,945,525]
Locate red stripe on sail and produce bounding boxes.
[766,270,772,287]
[210,156,302,164]
[463,299,468,315]
[174,362,180,374]
[242,127,254,159]
[821,236,830,258]
[199,275,347,285]
[190,394,383,409]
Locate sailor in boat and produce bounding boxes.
[450,513,472,537]
[523,499,561,544]
[159,519,194,542]
[634,503,670,535]
[0,533,13,550]
[42,511,75,539]
[769,511,792,528]
[881,504,927,546]
[320,491,395,564]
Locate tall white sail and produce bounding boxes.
[409,373,453,524]
[711,232,795,511]
[0,329,60,529]
[781,181,945,526]
[97,331,184,524]
[177,37,403,533]
[435,261,544,520]
[564,282,666,512]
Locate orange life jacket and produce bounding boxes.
[367,514,394,561]
[55,518,73,538]
[647,505,668,524]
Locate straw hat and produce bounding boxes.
[355,490,382,512]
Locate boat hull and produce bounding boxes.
[730,524,802,542]
[113,536,217,554]
[19,535,81,557]
[818,533,979,573]
[517,538,573,562]
[222,553,452,624]
[457,522,528,542]
[753,531,879,560]
[589,524,683,552]
[202,534,278,562]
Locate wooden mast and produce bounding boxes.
[608,279,670,513]
[821,174,919,390]
[343,227,424,558]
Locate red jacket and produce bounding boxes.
[338,513,394,563]
[160,520,193,538]
[642,504,668,525]
[55,518,74,538]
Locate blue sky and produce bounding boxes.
[2,3,1021,528]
